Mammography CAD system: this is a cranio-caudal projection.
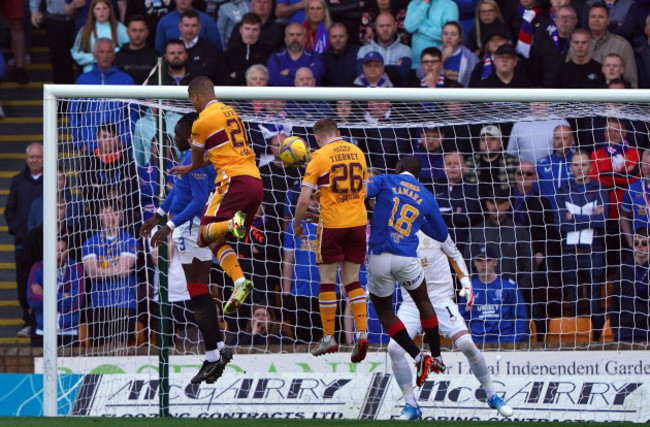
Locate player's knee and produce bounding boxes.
[456,333,481,360]
[387,339,407,362]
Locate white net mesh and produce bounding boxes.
[47,91,650,418]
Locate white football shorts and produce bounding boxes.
[397,296,468,339]
[367,253,425,298]
[171,217,213,264]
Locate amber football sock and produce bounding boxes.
[213,244,244,283]
[345,282,367,333]
[319,283,337,337]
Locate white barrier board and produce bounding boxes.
[37,351,650,421]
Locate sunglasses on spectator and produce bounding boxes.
[634,240,649,247]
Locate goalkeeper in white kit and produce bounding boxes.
[388,231,514,420]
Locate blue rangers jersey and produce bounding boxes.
[159,151,216,227]
[367,172,449,257]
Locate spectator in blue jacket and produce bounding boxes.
[536,124,575,211]
[357,12,412,86]
[71,38,137,153]
[267,23,324,86]
[404,0,459,71]
[27,238,84,347]
[154,0,221,53]
[555,150,609,341]
[460,244,529,345]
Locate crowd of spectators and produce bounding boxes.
[3,0,650,350]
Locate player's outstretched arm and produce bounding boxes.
[439,235,475,310]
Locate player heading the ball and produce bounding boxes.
[293,118,370,363]
[169,76,263,315]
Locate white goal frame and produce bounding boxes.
[42,85,650,416]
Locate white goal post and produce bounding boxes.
[42,85,650,418]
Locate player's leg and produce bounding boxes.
[453,330,513,417]
[200,177,263,314]
[396,258,444,372]
[367,253,432,386]
[176,222,232,384]
[432,296,513,418]
[183,258,231,384]
[341,261,369,362]
[340,225,369,362]
[312,262,340,356]
[388,302,423,420]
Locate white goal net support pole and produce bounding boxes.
[42,85,650,418]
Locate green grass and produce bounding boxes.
[0,419,631,427]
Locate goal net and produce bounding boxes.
[40,86,650,421]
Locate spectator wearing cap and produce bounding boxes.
[528,4,577,87]
[433,151,482,258]
[460,243,529,345]
[357,12,412,86]
[476,44,532,87]
[322,22,360,87]
[354,51,393,87]
[467,187,534,294]
[555,150,609,341]
[267,23,325,86]
[556,28,605,88]
[469,29,510,86]
[465,124,520,200]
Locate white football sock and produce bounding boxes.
[388,339,415,401]
[456,334,495,397]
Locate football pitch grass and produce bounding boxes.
[0,419,627,427]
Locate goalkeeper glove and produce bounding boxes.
[430,356,446,374]
[458,276,474,311]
